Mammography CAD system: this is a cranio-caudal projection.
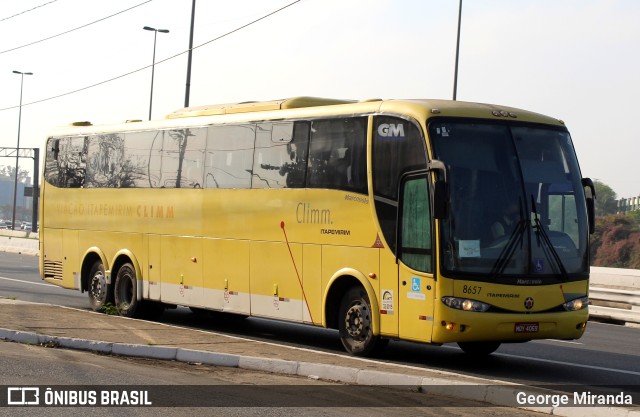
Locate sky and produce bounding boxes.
[1,0,639,198]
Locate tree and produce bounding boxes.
[0,165,30,182]
[593,180,618,216]
[591,214,640,268]
[628,209,640,225]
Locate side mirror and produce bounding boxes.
[428,159,448,220]
[582,178,596,234]
[433,179,448,220]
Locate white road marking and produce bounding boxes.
[0,276,63,288]
[494,352,640,377]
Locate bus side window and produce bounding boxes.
[399,176,433,273]
[168,128,206,188]
[86,133,128,188]
[372,116,427,251]
[58,136,87,188]
[44,138,61,187]
[252,122,298,189]
[206,124,255,189]
[307,117,367,193]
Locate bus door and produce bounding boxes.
[397,173,435,343]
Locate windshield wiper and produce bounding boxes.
[490,199,527,278]
[490,219,526,278]
[530,195,568,280]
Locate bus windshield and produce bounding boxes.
[429,120,589,282]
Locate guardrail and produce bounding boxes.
[589,267,640,326]
[0,232,638,326]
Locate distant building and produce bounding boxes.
[617,196,640,214]
[0,175,32,208]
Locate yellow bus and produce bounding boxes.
[39,97,595,356]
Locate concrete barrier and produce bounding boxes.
[0,233,38,256]
[590,267,640,326]
[590,266,640,289]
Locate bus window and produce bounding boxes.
[399,176,433,272]
[171,128,206,188]
[206,124,255,189]
[153,128,206,188]
[373,117,427,251]
[44,137,61,187]
[307,118,367,193]
[86,133,137,188]
[548,185,580,249]
[48,136,87,188]
[252,122,305,189]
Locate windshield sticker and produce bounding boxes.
[436,127,450,137]
[533,258,545,273]
[458,240,480,258]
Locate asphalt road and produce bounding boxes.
[1,251,639,395]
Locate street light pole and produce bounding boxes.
[143,26,169,120]
[453,0,462,101]
[184,0,196,108]
[11,70,33,230]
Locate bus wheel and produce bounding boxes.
[339,286,382,356]
[114,263,139,318]
[88,261,112,312]
[457,341,501,356]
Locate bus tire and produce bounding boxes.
[338,286,383,356]
[88,260,112,312]
[457,341,501,356]
[114,262,139,318]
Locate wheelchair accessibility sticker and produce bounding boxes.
[408,277,426,300]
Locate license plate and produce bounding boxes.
[515,322,539,333]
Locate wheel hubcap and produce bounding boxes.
[345,303,370,340]
[90,272,105,300]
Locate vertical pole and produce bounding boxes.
[12,74,24,230]
[32,148,40,233]
[453,0,462,101]
[149,30,158,121]
[184,0,196,108]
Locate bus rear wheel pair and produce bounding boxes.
[87,261,163,319]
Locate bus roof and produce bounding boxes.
[166,96,359,118]
[56,97,565,136]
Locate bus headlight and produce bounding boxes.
[442,296,490,312]
[563,296,589,311]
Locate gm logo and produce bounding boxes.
[377,123,405,139]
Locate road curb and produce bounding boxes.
[1,327,638,415]
[175,348,240,367]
